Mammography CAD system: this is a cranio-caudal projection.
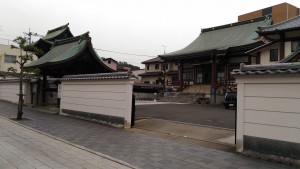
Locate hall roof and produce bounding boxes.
[42,23,73,41]
[34,23,74,56]
[160,17,271,59]
[25,32,114,76]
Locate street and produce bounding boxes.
[136,102,235,129]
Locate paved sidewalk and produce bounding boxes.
[0,101,298,169]
[0,117,134,169]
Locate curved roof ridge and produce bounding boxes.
[202,16,269,33]
[52,32,90,47]
[47,23,69,34]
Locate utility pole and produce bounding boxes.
[23,28,43,44]
[162,45,167,54]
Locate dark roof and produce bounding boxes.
[160,17,271,58]
[103,58,118,63]
[280,50,300,63]
[231,62,300,75]
[61,72,133,81]
[138,71,162,76]
[245,41,276,55]
[142,57,164,64]
[0,71,35,78]
[25,32,114,77]
[0,78,31,83]
[257,15,300,34]
[43,23,73,41]
[166,70,178,75]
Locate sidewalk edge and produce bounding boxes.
[0,116,140,169]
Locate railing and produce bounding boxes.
[166,80,194,87]
[215,79,237,91]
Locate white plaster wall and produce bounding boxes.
[60,79,134,128]
[284,41,292,57]
[0,82,29,104]
[260,43,280,64]
[236,74,300,152]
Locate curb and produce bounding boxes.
[0,116,140,169]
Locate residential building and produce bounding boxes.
[103,58,118,70]
[238,2,299,24]
[0,44,37,73]
[248,15,300,64]
[139,57,178,87]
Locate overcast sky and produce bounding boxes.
[1,0,300,68]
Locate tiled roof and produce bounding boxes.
[0,78,31,83]
[25,32,112,72]
[160,17,271,58]
[25,33,88,68]
[61,72,133,81]
[138,71,162,76]
[280,50,300,63]
[43,23,73,41]
[257,15,300,33]
[231,63,300,75]
[142,57,164,64]
[0,71,35,78]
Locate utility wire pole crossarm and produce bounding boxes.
[23,28,43,44]
[162,45,167,54]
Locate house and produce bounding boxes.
[0,44,37,75]
[247,15,300,64]
[139,56,178,87]
[103,58,118,70]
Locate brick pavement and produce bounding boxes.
[0,101,298,169]
[0,117,133,169]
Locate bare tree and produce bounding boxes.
[8,36,42,120]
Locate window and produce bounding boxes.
[291,40,300,52]
[183,68,193,80]
[146,65,149,70]
[4,55,17,63]
[195,66,210,84]
[196,73,203,83]
[270,49,278,62]
[155,64,160,70]
[162,63,168,70]
[108,60,111,64]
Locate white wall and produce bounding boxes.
[236,74,300,158]
[260,43,280,64]
[0,81,30,104]
[60,79,134,128]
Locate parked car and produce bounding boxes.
[224,92,237,109]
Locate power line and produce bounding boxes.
[94,48,156,57]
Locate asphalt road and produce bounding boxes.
[136,103,235,129]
